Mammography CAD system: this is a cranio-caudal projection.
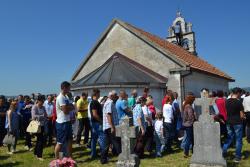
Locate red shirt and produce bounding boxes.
[215,98,227,121]
[148,104,156,120]
[52,100,57,122]
[162,96,167,109]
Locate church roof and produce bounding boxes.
[72,19,234,81]
[71,52,167,89]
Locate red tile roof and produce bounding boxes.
[123,22,234,81]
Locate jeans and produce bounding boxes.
[34,126,44,158]
[76,118,90,145]
[164,122,174,151]
[154,132,165,155]
[101,128,121,163]
[222,124,243,159]
[90,121,104,158]
[183,126,193,155]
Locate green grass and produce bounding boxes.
[1,138,250,167]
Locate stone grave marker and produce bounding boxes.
[116,116,140,167]
[190,92,227,167]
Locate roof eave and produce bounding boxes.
[191,68,235,82]
[71,83,167,91]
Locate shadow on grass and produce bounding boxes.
[242,150,250,159]
[0,161,23,167]
[0,155,9,161]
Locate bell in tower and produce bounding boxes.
[166,11,197,55]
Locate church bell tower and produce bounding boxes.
[167,12,197,55]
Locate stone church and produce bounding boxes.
[71,12,234,110]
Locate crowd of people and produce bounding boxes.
[0,81,250,164]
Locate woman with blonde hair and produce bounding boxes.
[5,99,20,154]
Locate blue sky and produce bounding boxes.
[0,0,249,95]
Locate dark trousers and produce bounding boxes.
[184,126,194,155]
[23,120,32,148]
[76,118,90,145]
[145,126,154,153]
[44,119,53,145]
[134,130,145,158]
[101,128,121,163]
[34,126,44,158]
[0,124,6,146]
[245,112,250,143]
[164,122,174,152]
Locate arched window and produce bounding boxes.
[181,38,189,50]
[174,21,182,34]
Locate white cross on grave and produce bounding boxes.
[194,92,214,123]
[116,116,140,167]
[190,92,227,167]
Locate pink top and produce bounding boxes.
[215,98,227,121]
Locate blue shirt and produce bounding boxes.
[116,99,128,123]
[133,104,146,130]
[172,99,180,113]
[20,104,32,122]
[17,101,25,114]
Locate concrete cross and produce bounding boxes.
[116,116,137,160]
[194,91,213,122]
[195,92,211,114]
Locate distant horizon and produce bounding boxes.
[0,0,249,95]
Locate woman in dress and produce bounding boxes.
[5,99,19,154]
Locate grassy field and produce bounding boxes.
[0,138,250,167]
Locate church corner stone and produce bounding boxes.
[116,116,140,167]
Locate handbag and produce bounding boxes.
[26,120,41,134]
[3,133,15,145]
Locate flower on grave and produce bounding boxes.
[49,157,77,167]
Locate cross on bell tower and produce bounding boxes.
[166,11,197,55]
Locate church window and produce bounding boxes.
[182,38,189,50]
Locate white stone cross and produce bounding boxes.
[194,92,213,122]
[116,116,137,161]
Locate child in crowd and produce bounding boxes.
[154,112,165,157]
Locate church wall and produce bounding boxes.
[75,23,181,81]
[168,73,182,101]
[183,71,229,97]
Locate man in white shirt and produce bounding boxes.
[243,94,250,142]
[44,95,54,146]
[54,81,75,159]
[101,91,120,164]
